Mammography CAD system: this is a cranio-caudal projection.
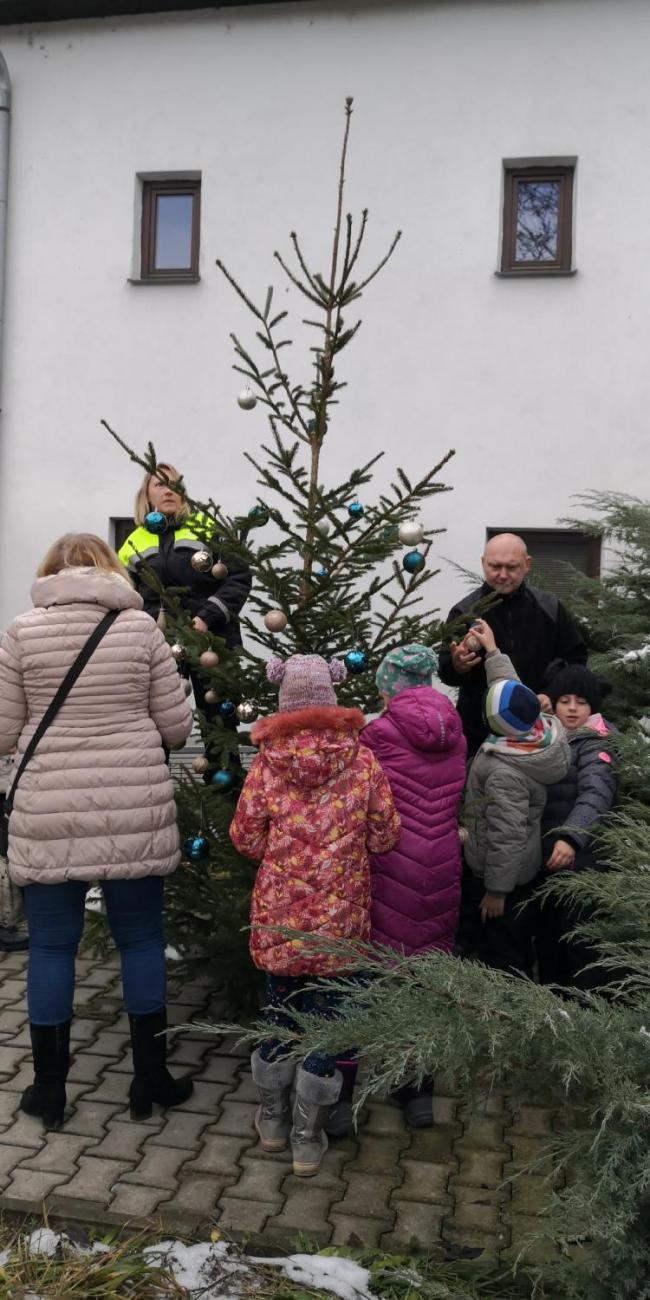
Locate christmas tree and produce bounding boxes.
[250,493,650,1296]
[102,99,456,1011]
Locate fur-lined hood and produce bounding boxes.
[251,705,366,790]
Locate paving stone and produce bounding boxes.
[80,1072,135,1105]
[224,1072,258,1104]
[0,1044,30,1074]
[1,1062,35,1094]
[0,1143,37,1188]
[2,1167,65,1207]
[408,1126,458,1163]
[167,982,210,1007]
[122,1144,191,1190]
[443,1225,504,1261]
[332,1171,397,1221]
[84,1031,130,1060]
[452,1150,506,1189]
[362,1102,408,1137]
[88,1121,153,1162]
[502,1214,560,1263]
[339,1134,405,1174]
[73,983,109,1006]
[267,1185,333,1237]
[186,1133,253,1176]
[282,1150,348,1191]
[68,1053,114,1084]
[245,1141,293,1166]
[226,1156,288,1205]
[382,1201,444,1252]
[331,1215,387,1248]
[53,1155,132,1206]
[104,1181,173,1220]
[171,1080,231,1116]
[0,953,28,973]
[77,966,120,988]
[507,1105,555,1137]
[0,1090,20,1126]
[450,1191,503,1233]
[0,1113,47,1151]
[210,1099,257,1136]
[432,1095,458,1125]
[465,1091,507,1117]
[63,1100,125,1139]
[148,1109,212,1151]
[0,979,27,1002]
[394,1159,452,1206]
[167,1037,212,1068]
[215,1033,251,1059]
[455,1115,510,1152]
[102,1013,130,1034]
[506,1174,554,1217]
[218,1196,276,1235]
[195,1055,243,1085]
[21,1133,95,1175]
[69,1018,104,1045]
[0,1009,27,1037]
[505,1136,554,1172]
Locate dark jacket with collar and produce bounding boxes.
[541,716,617,872]
[119,515,251,648]
[438,581,587,755]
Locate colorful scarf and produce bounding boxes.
[483,715,557,755]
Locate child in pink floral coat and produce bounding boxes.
[230,653,400,1178]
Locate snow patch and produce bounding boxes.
[165,945,182,961]
[254,1253,374,1300]
[143,1239,250,1296]
[27,1228,61,1257]
[620,640,650,664]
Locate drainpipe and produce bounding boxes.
[0,53,10,409]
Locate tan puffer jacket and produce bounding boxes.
[0,567,193,885]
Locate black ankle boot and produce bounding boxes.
[128,1010,193,1119]
[21,1021,71,1130]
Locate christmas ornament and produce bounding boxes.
[317,566,329,578]
[183,680,193,697]
[248,505,269,527]
[193,756,210,774]
[398,521,424,547]
[465,634,482,654]
[211,769,236,791]
[307,418,317,433]
[171,642,185,661]
[315,518,331,537]
[237,387,257,410]
[183,835,209,862]
[199,649,219,669]
[211,561,228,581]
[218,700,236,718]
[204,689,217,704]
[156,610,167,632]
[236,700,259,723]
[264,609,288,633]
[144,510,166,535]
[403,550,425,575]
[348,501,364,521]
[344,650,367,675]
[191,549,213,574]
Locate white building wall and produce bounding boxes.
[0,0,648,628]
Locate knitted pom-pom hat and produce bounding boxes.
[375,643,439,700]
[267,654,347,713]
[546,663,611,714]
[484,678,541,737]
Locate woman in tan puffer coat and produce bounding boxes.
[0,533,194,1130]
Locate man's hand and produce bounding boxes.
[537,692,552,713]
[450,639,482,674]
[547,839,576,871]
[192,616,209,634]
[480,892,506,921]
[468,618,497,655]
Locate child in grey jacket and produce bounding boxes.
[463,620,570,975]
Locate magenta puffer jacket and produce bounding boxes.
[362,686,466,954]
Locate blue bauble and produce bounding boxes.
[144,510,167,535]
[317,566,329,578]
[402,550,425,575]
[344,649,367,675]
[348,501,364,521]
[183,835,209,862]
[211,769,236,791]
[248,505,269,527]
[218,700,236,718]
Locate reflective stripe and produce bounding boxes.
[206,595,230,622]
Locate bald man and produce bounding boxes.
[438,533,587,755]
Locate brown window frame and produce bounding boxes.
[501,165,574,274]
[140,178,201,282]
[486,527,601,582]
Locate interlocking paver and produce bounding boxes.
[224,1071,258,1104]
[121,1144,191,1190]
[0,1143,37,1188]
[148,1109,212,1150]
[507,1173,554,1215]
[210,1098,257,1135]
[218,1196,276,1235]
[2,1167,64,1207]
[84,1031,131,1060]
[80,1072,137,1105]
[0,1062,36,1094]
[63,1100,125,1139]
[161,1174,230,1222]
[0,1044,30,1074]
[332,1171,397,1221]
[508,1105,555,1136]
[452,1150,506,1188]
[88,1121,154,1161]
[282,1151,348,1191]
[0,1009,27,1037]
[408,1125,458,1163]
[443,1225,505,1261]
[21,1133,95,1175]
[382,1201,445,1252]
[68,1053,114,1084]
[225,1156,287,1205]
[331,1215,386,1247]
[455,1115,510,1152]
[266,1185,333,1239]
[186,1133,253,1176]
[167,1037,212,1068]
[0,979,28,1003]
[362,1102,406,1136]
[108,1181,173,1220]
[0,1090,20,1126]
[451,1187,505,1233]
[53,1155,132,1206]
[394,1159,452,1206]
[505,1135,554,1172]
[0,1113,47,1151]
[195,1055,243,1085]
[171,1080,231,1115]
[69,1019,105,1045]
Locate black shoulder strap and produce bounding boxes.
[6,608,120,815]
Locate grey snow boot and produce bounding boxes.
[290,1065,342,1178]
[250,1049,296,1152]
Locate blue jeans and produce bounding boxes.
[23,877,167,1025]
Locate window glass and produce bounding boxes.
[515,179,561,263]
[154,193,194,270]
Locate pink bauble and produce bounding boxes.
[211,562,228,581]
[264,609,288,633]
[204,689,217,704]
[200,649,219,669]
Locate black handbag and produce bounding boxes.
[0,609,120,859]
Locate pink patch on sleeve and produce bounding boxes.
[598,751,612,764]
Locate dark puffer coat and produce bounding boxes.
[541,714,617,872]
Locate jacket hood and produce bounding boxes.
[252,705,365,789]
[487,717,570,786]
[568,713,614,741]
[380,687,461,753]
[31,567,144,612]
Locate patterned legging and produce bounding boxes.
[259,973,359,1077]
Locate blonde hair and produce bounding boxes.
[134,463,191,527]
[37,533,133,584]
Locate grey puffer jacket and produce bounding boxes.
[464,652,571,895]
[0,567,193,886]
[541,715,617,872]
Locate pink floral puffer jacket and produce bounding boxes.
[229,705,401,975]
[0,567,193,885]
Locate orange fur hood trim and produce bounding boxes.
[251,705,366,745]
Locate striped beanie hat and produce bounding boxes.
[484,678,540,737]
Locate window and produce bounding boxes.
[112,517,135,554]
[501,163,574,274]
[486,528,600,598]
[140,178,201,281]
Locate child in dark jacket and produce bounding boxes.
[463,620,570,976]
[536,663,616,989]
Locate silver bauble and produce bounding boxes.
[204,689,218,704]
[199,649,219,669]
[398,521,424,547]
[236,700,259,724]
[211,561,228,581]
[315,518,331,537]
[190,549,213,574]
[464,633,482,654]
[156,610,167,632]
[237,387,257,411]
[171,642,185,661]
[193,756,210,774]
[264,609,288,633]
